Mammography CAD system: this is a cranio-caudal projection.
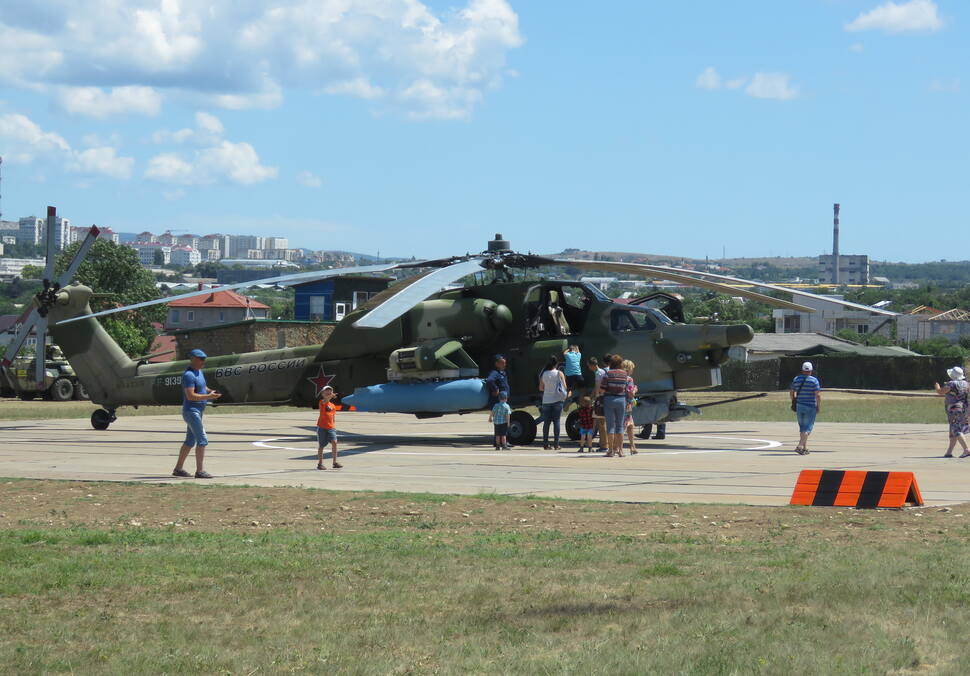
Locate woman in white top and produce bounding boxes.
[538,355,570,450]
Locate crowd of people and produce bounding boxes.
[169,345,970,477]
[487,347,648,457]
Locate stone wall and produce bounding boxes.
[171,320,336,359]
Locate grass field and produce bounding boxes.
[2,479,970,673]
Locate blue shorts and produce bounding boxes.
[579,427,594,436]
[317,427,337,445]
[182,408,208,447]
[796,404,817,434]
[493,423,509,436]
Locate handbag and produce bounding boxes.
[791,375,807,412]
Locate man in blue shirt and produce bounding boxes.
[486,354,510,402]
[790,361,821,455]
[173,348,222,478]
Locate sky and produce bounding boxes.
[0,0,965,263]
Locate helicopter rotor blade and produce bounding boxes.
[54,261,420,326]
[34,315,48,388]
[55,226,101,288]
[637,264,898,316]
[353,258,485,328]
[42,206,58,284]
[552,259,816,312]
[1,308,42,367]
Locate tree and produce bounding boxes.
[19,264,43,280]
[153,248,165,266]
[54,239,164,357]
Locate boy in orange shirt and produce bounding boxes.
[316,385,343,470]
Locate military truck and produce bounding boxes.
[0,346,89,401]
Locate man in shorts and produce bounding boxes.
[173,348,221,478]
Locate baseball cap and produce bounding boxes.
[189,348,208,359]
[494,354,506,361]
[322,385,334,392]
[801,361,813,372]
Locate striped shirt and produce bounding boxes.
[604,368,629,396]
[790,374,821,408]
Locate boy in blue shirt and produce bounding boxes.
[489,392,512,450]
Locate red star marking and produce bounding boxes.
[307,366,335,397]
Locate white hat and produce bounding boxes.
[801,361,813,372]
[947,366,965,381]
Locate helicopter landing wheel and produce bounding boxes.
[508,410,537,446]
[91,408,116,431]
[564,410,581,441]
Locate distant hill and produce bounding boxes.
[555,249,818,269]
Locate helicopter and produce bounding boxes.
[22,233,888,444]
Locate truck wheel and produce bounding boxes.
[564,410,581,441]
[51,378,75,402]
[91,408,113,430]
[508,410,537,445]
[74,381,89,400]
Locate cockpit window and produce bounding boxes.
[610,308,658,333]
[559,284,589,310]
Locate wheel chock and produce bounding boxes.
[790,470,923,508]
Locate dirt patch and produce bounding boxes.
[1,479,966,544]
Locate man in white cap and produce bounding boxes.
[790,361,821,455]
[934,366,970,458]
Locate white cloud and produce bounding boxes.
[146,112,277,185]
[696,67,722,90]
[929,78,960,93]
[0,112,133,178]
[745,73,799,100]
[845,0,943,34]
[0,0,523,120]
[55,86,162,117]
[0,113,70,163]
[70,146,134,179]
[297,171,322,188]
[323,78,385,100]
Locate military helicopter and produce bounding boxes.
[25,234,885,443]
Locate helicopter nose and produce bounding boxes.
[725,324,754,346]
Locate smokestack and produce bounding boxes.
[832,203,840,284]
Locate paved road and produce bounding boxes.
[1,411,965,505]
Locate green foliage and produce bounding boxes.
[19,264,43,280]
[835,329,892,346]
[192,261,227,278]
[246,287,295,320]
[909,336,968,359]
[0,241,45,257]
[682,292,774,332]
[0,278,41,315]
[54,239,164,357]
[872,260,970,286]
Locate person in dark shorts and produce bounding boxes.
[173,348,221,479]
[489,392,512,450]
[316,385,342,469]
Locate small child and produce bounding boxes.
[316,385,343,470]
[489,392,512,450]
[577,395,595,452]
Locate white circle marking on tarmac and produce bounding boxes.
[252,434,782,456]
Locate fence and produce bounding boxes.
[718,355,964,391]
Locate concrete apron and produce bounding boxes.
[1,412,966,506]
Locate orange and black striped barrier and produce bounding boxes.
[790,470,923,508]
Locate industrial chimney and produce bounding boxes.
[832,203,840,285]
